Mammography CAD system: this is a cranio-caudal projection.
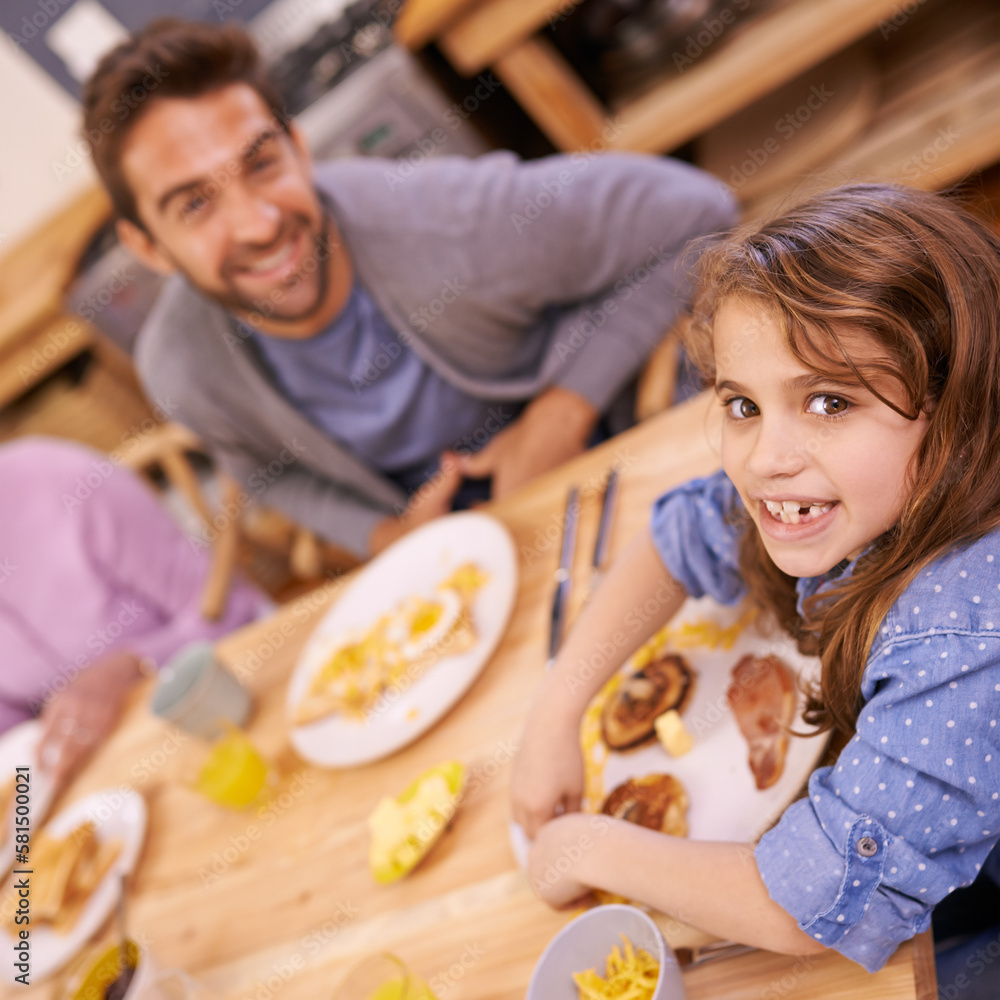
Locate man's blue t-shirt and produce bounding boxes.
[250,279,519,494]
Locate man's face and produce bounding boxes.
[119,83,332,326]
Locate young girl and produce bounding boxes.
[511,183,1000,972]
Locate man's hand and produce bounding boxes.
[459,386,598,499]
[37,651,144,790]
[369,452,464,555]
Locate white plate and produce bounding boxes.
[0,721,57,865]
[511,595,828,866]
[1,787,147,982]
[287,512,518,767]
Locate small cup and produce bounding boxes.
[333,953,439,1000]
[67,939,202,999]
[151,641,252,740]
[195,725,270,810]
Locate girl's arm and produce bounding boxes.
[511,525,687,837]
[529,812,825,955]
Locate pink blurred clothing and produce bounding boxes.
[0,436,269,732]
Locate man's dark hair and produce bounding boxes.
[82,18,288,228]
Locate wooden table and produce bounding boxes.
[12,392,935,999]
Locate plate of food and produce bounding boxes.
[287,512,518,767]
[0,721,57,868]
[0,787,147,982]
[511,594,828,865]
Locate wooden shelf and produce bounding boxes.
[0,185,110,353]
[413,0,912,153]
[730,0,1000,216]
[398,0,1000,207]
[604,0,905,154]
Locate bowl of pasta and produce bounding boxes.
[526,904,685,1000]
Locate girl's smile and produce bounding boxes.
[714,299,930,579]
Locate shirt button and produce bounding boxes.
[857,837,879,857]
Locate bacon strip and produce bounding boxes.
[727,654,796,790]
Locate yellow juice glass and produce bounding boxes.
[334,953,438,1000]
[68,941,137,999]
[196,725,269,809]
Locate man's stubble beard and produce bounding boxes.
[176,212,334,327]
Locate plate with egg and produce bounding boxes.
[511,594,829,865]
[287,512,517,767]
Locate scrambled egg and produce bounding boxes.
[292,563,487,726]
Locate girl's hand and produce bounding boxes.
[511,697,584,839]
[527,812,599,908]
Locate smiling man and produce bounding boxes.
[83,18,737,558]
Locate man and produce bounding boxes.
[0,437,268,789]
[83,19,736,559]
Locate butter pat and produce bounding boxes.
[655,709,694,757]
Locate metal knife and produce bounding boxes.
[547,485,580,666]
[589,468,619,597]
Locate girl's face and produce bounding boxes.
[714,298,929,579]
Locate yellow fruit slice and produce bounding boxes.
[369,761,465,885]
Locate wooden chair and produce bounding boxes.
[635,316,687,423]
[119,422,358,619]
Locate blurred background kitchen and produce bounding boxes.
[0,0,998,592]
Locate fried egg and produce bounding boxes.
[386,588,463,661]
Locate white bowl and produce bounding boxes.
[526,904,686,1000]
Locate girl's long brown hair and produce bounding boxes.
[684,183,1000,735]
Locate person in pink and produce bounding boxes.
[0,435,269,788]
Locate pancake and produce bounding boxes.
[600,654,695,750]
